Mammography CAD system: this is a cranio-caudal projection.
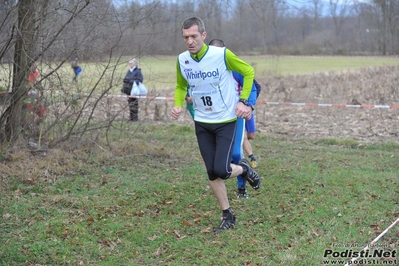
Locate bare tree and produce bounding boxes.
[0,0,179,150]
[3,0,38,142]
[327,0,352,53]
[248,0,277,52]
[372,0,399,54]
[329,0,351,37]
[0,0,91,144]
[312,0,324,31]
[196,0,223,39]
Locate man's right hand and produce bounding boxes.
[171,106,182,120]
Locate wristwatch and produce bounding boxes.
[239,98,253,110]
[238,98,248,105]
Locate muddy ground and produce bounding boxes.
[111,65,399,144]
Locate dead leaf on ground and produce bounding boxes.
[148,234,157,241]
[201,227,212,233]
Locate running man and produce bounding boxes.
[171,17,260,232]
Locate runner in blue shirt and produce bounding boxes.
[208,39,259,199]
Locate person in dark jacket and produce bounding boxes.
[123,58,143,122]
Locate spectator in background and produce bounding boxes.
[27,62,45,125]
[71,57,82,82]
[123,58,143,122]
[28,62,39,85]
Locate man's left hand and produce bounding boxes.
[235,102,252,120]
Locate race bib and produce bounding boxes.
[191,87,226,114]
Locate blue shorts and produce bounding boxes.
[245,112,256,133]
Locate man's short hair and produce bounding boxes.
[208,39,225,48]
[181,17,205,33]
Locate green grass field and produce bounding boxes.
[0,124,398,265]
[139,56,399,90]
[1,57,399,265]
[2,56,399,94]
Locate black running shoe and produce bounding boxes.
[238,158,261,190]
[213,212,236,232]
[237,188,249,199]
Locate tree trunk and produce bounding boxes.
[3,0,36,143]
